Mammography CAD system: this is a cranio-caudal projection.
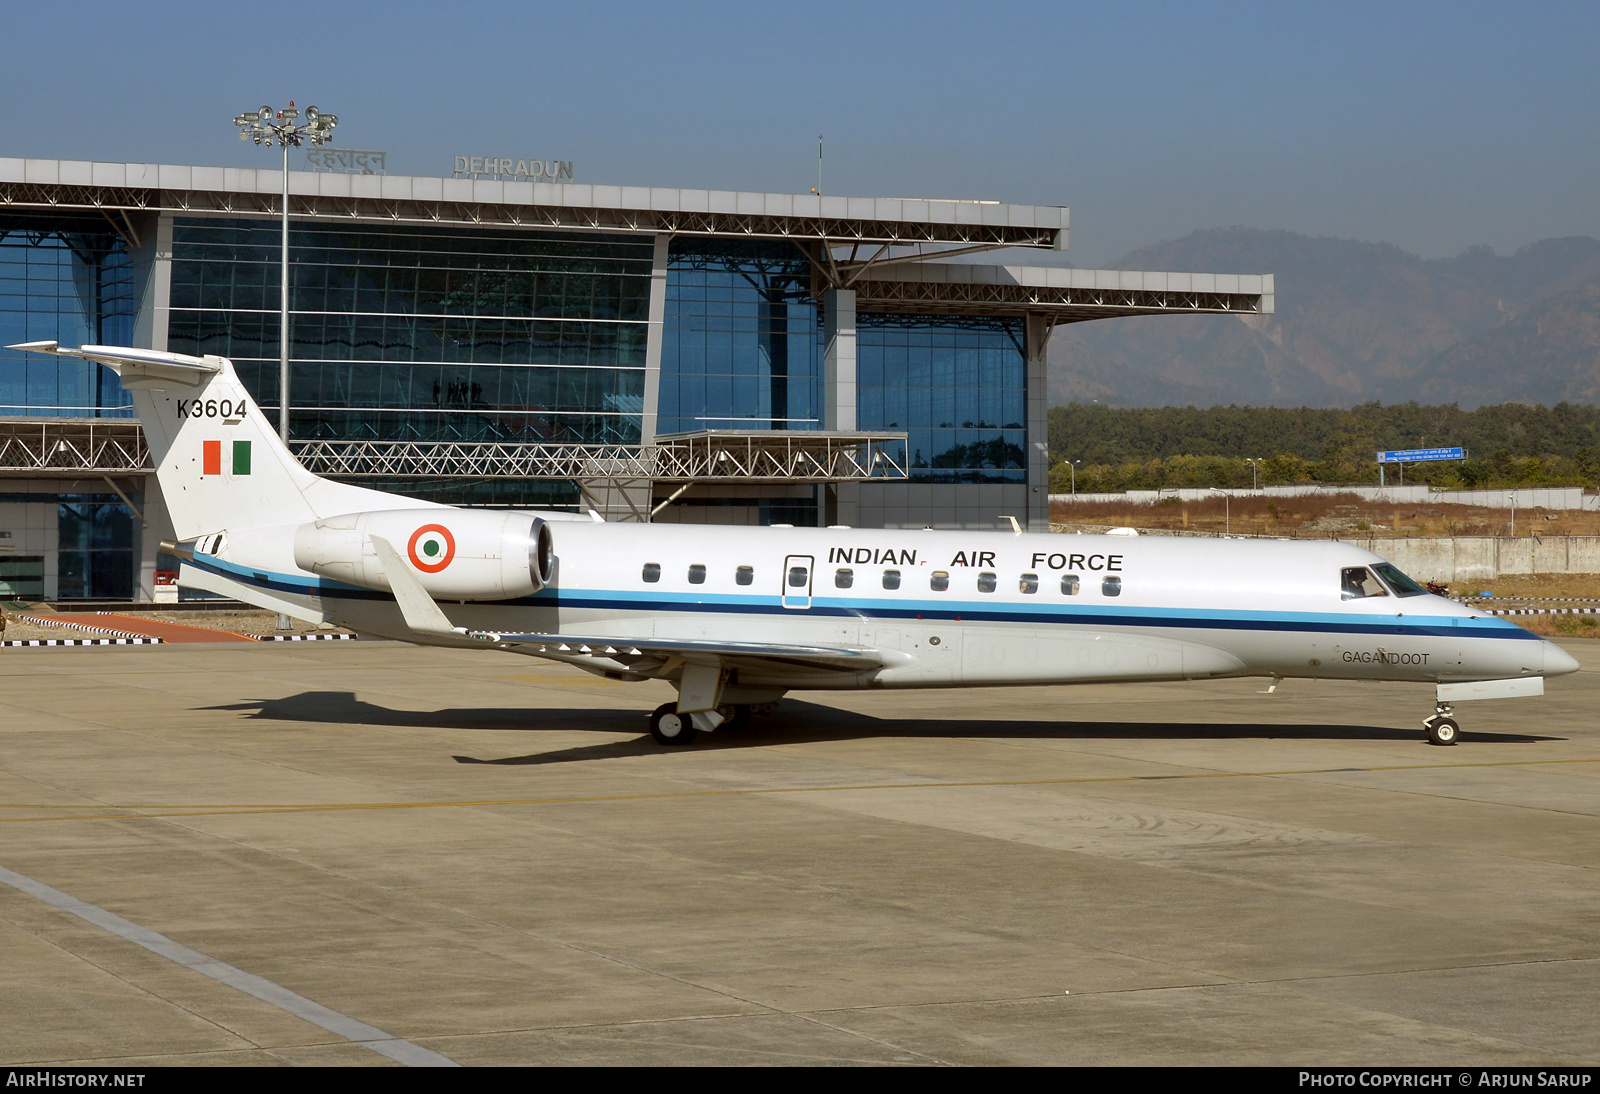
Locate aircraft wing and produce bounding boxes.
[469,631,893,672]
[364,533,893,677]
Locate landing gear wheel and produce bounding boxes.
[1425,716,1459,746]
[724,704,753,731]
[650,702,699,746]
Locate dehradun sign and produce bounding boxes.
[453,156,574,181]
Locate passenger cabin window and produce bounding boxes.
[977,572,997,593]
[835,568,854,589]
[1371,563,1428,597]
[882,569,902,590]
[788,565,809,588]
[735,565,754,586]
[1341,567,1388,600]
[642,562,661,583]
[1101,576,1122,597]
[1019,573,1039,594]
[930,570,950,592]
[688,564,706,584]
[1061,574,1080,595]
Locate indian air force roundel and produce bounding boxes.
[407,524,456,573]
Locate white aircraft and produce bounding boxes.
[13,341,1579,747]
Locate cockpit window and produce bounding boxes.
[1340,566,1388,600]
[1371,563,1428,598]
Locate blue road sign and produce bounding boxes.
[1376,447,1466,464]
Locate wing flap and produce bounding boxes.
[471,631,892,670]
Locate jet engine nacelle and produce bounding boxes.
[292,509,554,600]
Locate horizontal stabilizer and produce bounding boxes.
[8,341,221,382]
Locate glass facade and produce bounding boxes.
[661,244,1027,480]
[0,216,138,417]
[660,239,822,434]
[57,496,135,599]
[168,219,652,445]
[0,492,136,601]
[857,315,1027,482]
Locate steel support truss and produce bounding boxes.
[0,418,906,484]
[0,418,150,475]
[290,431,909,482]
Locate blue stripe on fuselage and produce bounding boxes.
[187,554,1540,642]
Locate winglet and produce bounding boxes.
[368,534,463,638]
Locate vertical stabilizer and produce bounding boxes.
[6,342,431,540]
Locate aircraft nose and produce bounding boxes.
[1543,640,1581,677]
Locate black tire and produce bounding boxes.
[728,704,753,731]
[650,702,698,746]
[1426,717,1459,746]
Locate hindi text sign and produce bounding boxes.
[305,148,386,175]
[1376,447,1467,464]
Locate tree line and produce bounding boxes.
[1047,402,1600,493]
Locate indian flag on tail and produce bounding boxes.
[202,440,252,476]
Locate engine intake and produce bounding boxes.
[293,509,554,600]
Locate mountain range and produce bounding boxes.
[1045,229,1600,409]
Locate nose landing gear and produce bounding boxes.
[1423,702,1459,746]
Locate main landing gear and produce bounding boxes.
[647,701,775,746]
[1423,702,1459,747]
[649,703,697,746]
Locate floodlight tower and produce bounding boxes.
[233,103,338,442]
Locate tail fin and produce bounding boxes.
[7,342,430,540]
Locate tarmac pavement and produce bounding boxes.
[0,637,1596,1066]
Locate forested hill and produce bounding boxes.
[1047,402,1600,466]
[1046,229,1600,409]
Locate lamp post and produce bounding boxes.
[233,102,337,443]
[1069,458,1081,498]
[1245,457,1262,492]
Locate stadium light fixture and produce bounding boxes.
[233,101,338,443]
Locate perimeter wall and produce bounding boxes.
[1341,536,1600,582]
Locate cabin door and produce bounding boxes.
[781,555,814,609]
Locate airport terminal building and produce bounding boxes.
[0,158,1272,600]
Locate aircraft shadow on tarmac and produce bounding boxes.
[202,690,1562,767]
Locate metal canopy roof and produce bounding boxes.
[0,160,1274,317]
[851,260,1275,320]
[0,159,1067,250]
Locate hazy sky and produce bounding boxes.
[3,1,1596,266]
